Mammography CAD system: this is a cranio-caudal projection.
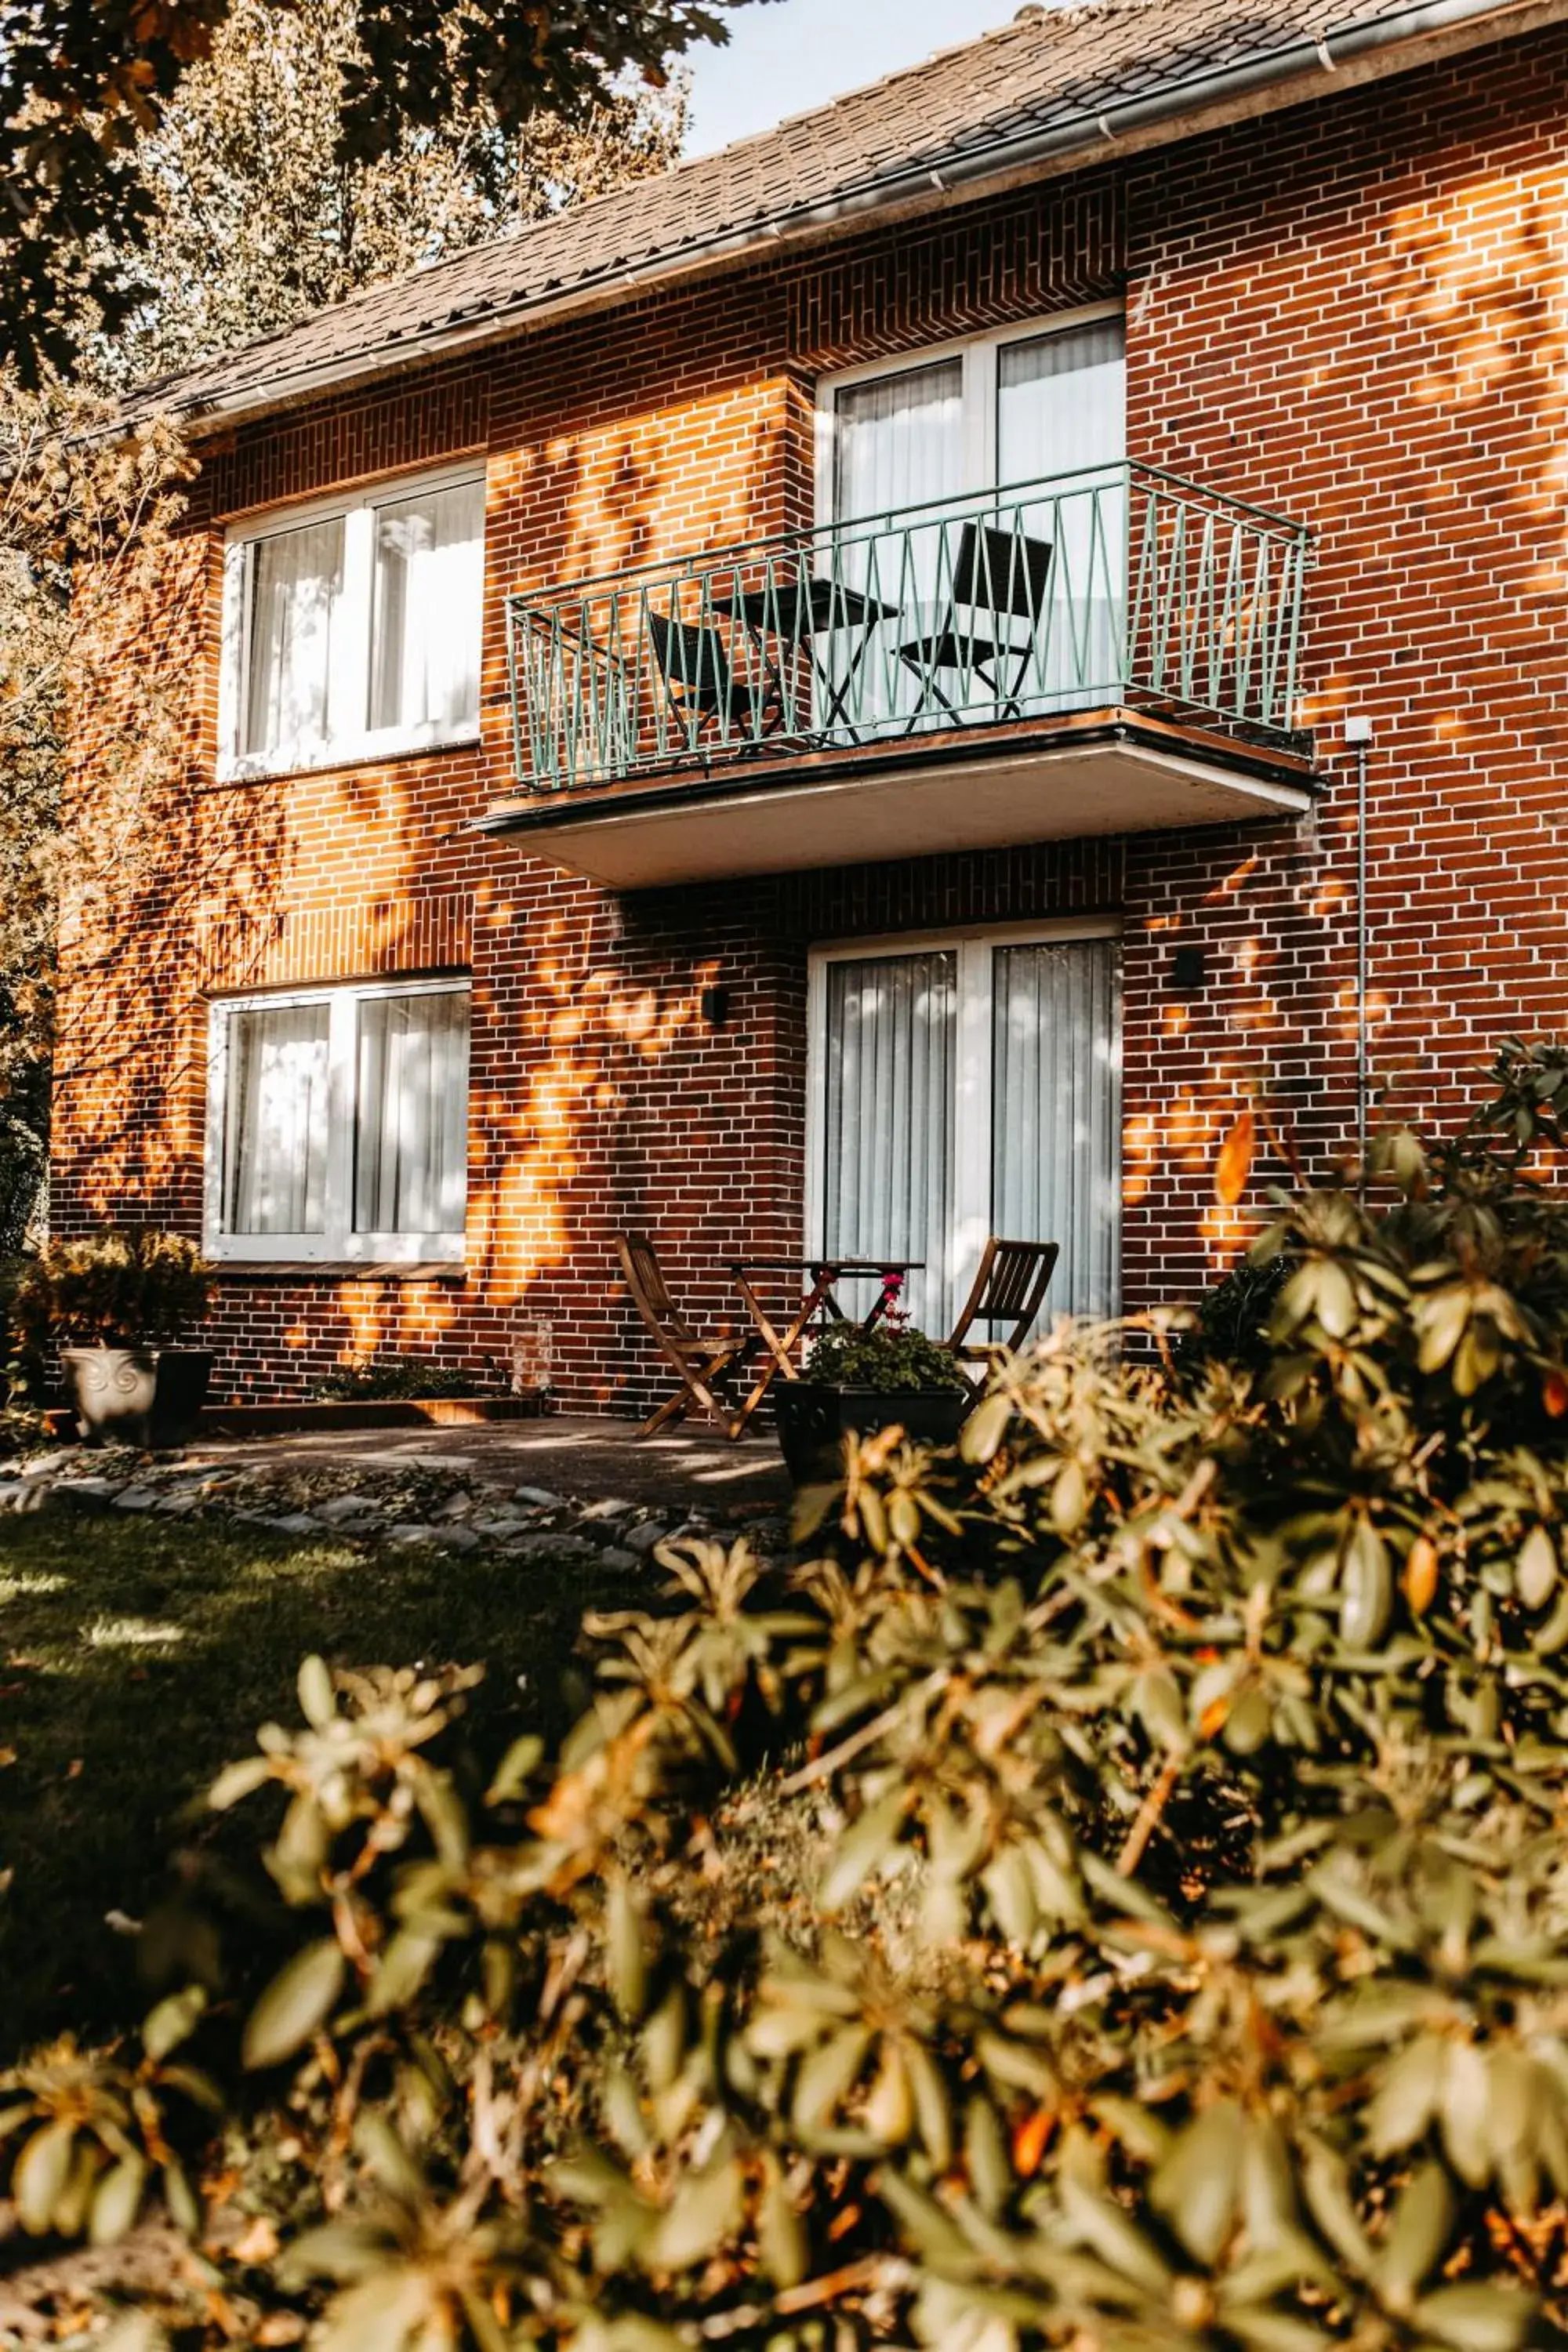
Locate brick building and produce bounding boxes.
[53,0,1568,1410]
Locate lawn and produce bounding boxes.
[0,1509,639,2060]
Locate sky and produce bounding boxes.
[682,0,1014,156]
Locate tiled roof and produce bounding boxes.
[123,0,1518,429]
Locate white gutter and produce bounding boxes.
[158,0,1568,439]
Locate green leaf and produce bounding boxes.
[1518,1526,1558,1610]
[297,1653,336,1728]
[242,1937,346,2070]
[646,2159,743,2272]
[793,2025,872,2131]
[365,1929,442,2017]
[1378,2162,1453,2305]
[142,1984,207,2063]
[1367,2034,1446,2155]
[1414,2285,1535,2352]
[485,1733,544,1805]
[605,1878,648,2023]
[1058,2176,1172,2296]
[1150,2100,1244,2266]
[13,2118,74,2234]
[207,1755,276,1812]
[1442,2041,1493,2187]
[818,1788,905,1912]
[757,2158,807,2289]
[89,2153,148,2246]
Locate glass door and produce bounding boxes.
[819,949,958,1334]
[811,931,1122,1350]
[996,318,1127,710]
[828,358,964,735]
[991,937,1122,1325]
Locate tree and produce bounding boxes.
[0,381,195,1254]
[96,0,688,391]
[1,0,747,385]
[0,0,693,1248]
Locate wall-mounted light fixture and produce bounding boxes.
[699,985,731,1029]
[1171,945,1207,994]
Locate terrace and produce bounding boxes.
[485,463,1319,887]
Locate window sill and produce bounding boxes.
[210,728,482,789]
[209,1261,468,1283]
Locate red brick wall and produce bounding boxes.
[50,25,1568,1406]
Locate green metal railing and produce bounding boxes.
[505,463,1309,794]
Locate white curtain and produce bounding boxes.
[831,360,964,732]
[226,1002,330,1234]
[822,952,957,1335]
[354,989,470,1237]
[991,939,1122,1324]
[369,479,485,734]
[997,319,1127,706]
[244,519,345,761]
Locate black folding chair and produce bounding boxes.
[648,610,779,750]
[898,521,1053,724]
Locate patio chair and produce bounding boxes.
[897,521,1054,724]
[617,1231,754,1439]
[648,610,779,750]
[946,1237,1061,1381]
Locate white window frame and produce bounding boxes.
[812,300,1125,531]
[218,460,485,782]
[204,975,471,1265]
[805,916,1123,1319]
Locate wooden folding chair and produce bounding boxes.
[617,1232,754,1440]
[946,1238,1061,1381]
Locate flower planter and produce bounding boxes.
[62,1347,214,1450]
[773,1380,970,1486]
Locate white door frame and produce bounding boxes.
[805,915,1123,1325]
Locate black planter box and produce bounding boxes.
[62,1347,215,1450]
[774,1380,970,1486]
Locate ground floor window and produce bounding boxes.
[807,924,1120,1338]
[204,976,470,1263]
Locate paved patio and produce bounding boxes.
[167,1411,791,1512]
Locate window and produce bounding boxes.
[205,978,470,1262]
[807,924,1121,1337]
[221,466,485,776]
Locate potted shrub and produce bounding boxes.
[773,1313,971,1486]
[14,1228,216,1449]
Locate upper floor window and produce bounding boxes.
[220,466,485,778]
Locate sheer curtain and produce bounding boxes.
[369,480,485,735]
[822,951,957,1334]
[991,939,1121,1324]
[832,360,964,730]
[997,319,1127,706]
[244,520,345,762]
[226,1003,331,1234]
[354,989,470,1237]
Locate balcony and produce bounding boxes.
[485,463,1318,888]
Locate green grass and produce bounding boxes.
[0,1511,637,2060]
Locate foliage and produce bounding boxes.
[804,1316,970,1392]
[1174,1247,1292,1379]
[0,376,195,1145]
[1,0,746,384]
[94,0,688,394]
[11,1041,1568,2348]
[0,1505,642,2060]
[310,1353,490,1401]
[11,1226,213,1350]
